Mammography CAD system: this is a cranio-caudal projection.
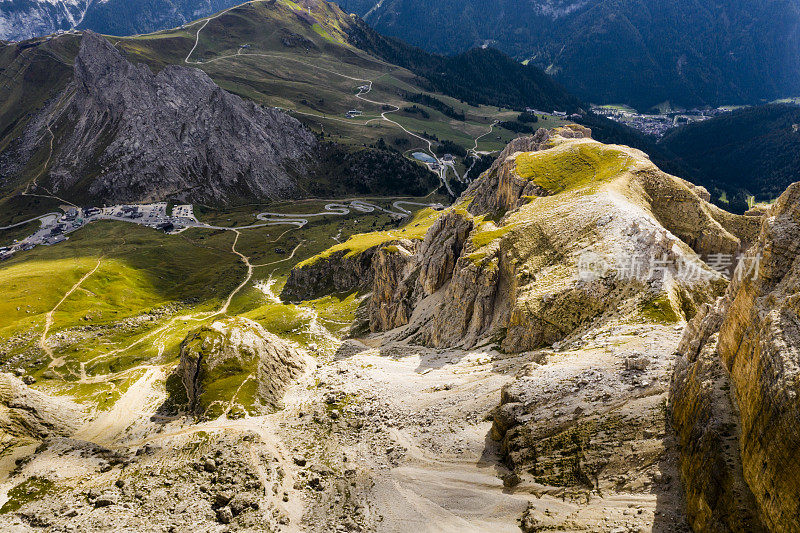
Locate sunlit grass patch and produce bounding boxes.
[296,207,442,267]
[515,140,636,194]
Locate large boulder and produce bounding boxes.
[173,318,306,418]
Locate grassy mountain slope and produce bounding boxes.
[345,16,582,113]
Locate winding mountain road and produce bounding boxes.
[182,8,456,193]
[254,199,441,223]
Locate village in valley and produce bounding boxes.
[589,104,735,137]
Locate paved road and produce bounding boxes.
[254,200,441,224]
[0,212,61,231]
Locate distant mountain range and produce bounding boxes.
[336,0,800,111]
[0,0,243,41]
[7,0,798,112]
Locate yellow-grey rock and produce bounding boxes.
[0,373,84,438]
[671,182,800,532]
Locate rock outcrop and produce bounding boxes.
[281,247,379,303]
[465,125,592,217]
[286,127,760,354]
[0,373,84,438]
[368,239,419,332]
[671,182,800,532]
[173,317,306,418]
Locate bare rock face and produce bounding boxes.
[174,317,306,418]
[0,373,84,438]
[285,128,760,355]
[281,247,378,303]
[368,239,419,332]
[638,170,760,257]
[671,182,800,532]
[411,228,510,348]
[670,301,767,532]
[25,31,318,204]
[415,209,474,296]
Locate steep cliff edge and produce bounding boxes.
[671,182,800,532]
[286,126,759,354]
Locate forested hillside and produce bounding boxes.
[660,104,800,211]
[347,18,582,113]
[338,0,800,110]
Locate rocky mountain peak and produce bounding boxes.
[285,127,761,353]
[22,31,320,204]
[74,30,134,88]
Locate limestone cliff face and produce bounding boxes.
[412,223,509,348]
[285,127,760,355]
[638,171,760,257]
[671,182,800,532]
[382,129,751,353]
[0,373,84,439]
[173,317,306,418]
[281,247,378,303]
[368,240,419,332]
[415,210,474,296]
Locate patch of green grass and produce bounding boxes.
[466,251,489,266]
[515,140,635,194]
[640,295,681,324]
[0,477,55,514]
[471,223,515,250]
[0,222,240,339]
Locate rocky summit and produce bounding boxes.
[172,317,307,419]
[286,125,760,353]
[4,31,318,204]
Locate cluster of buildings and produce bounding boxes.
[0,203,198,261]
[525,108,583,121]
[590,105,732,137]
